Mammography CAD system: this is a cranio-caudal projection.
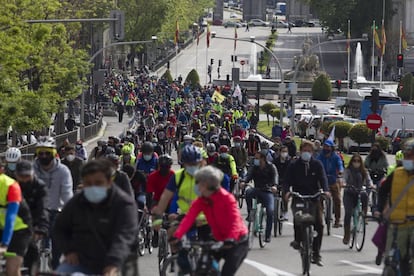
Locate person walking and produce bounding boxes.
[117,102,125,123]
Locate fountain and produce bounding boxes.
[247,43,262,80]
[354,42,367,83]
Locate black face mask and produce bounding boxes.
[19,181,32,187]
[39,156,54,166]
[160,166,170,176]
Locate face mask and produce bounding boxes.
[402,160,414,171]
[83,186,108,204]
[76,145,81,150]
[159,166,170,175]
[352,161,361,168]
[39,156,54,166]
[235,143,241,147]
[281,152,288,159]
[323,149,331,155]
[301,152,312,162]
[7,163,16,171]
[153,143,158,147]
[194,185,201,196]
[220,153,228,159]
[66,154,75,162]
[186,165,199,176]
[143,154,152,161]
[253,159,260,166]
[19,181,31,187]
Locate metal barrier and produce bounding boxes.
[84,117,103,141]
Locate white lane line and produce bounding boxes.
[244,259,296,276]
[332,234,344,239]
[340,260,382,274]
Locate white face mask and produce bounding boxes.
[66,154,75,162]
[402,159,414,171]
[281,152,288,159]
[301,152,311,162]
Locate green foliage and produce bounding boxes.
[269,108,286,125]
[348,123,372,145]
[312,74,332,101]
[328,121,353,139]
[185,69,200,89]
[261,102,276,126]
[320,121,332,136]
[376,136,390,151]
[397,73,413,101]
[162,69,174,84]
[258,32,278,73]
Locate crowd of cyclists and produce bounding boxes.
[0,70,413,275]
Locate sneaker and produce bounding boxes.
[281,212,289,221]
[264,237,271,243]
[290,240,301,250]
[375,253,383,266]
[333,222,343,228]
[246,213,253,222]
[311,255,324,266]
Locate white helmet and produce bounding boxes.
[36,136,56,148]
[5,147,21,162]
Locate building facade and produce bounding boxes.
[243,0,267,21]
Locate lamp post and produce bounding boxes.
[80,36,158,140]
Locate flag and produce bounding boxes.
[207,23,211,48]
[174,20,179,46]
[212,90,225,103]
[374,29,381,50]
[381,24,386,56]
[327,125,336,145]
[233,84,242,101]
[402,27,408,50]
[234,26,238,51]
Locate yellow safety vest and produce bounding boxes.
[174,169,197,214]
[390,167,414,224]
[0,174,28,231]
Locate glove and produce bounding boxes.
[232,175,238,180]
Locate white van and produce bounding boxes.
[381,104,414,136]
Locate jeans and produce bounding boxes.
[329,183,342,223]
[44,210,61,269]
[56,262,93,274]
[343,190,368,228]
[245,188,274,239]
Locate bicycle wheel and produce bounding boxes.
[158,229,169,274]
[259,207,267,248]
[147,227,154,254]
[301,226,311,276]
[273,197,280,237]
[159,254,178,276]
[355,213,366,251]
[382,265,397,276]
[238,188,244,208]
[324,198,332,236]
[248,208,256,250]
[278,199,283,236]
[138,228,146,256]
[349,216,356,249]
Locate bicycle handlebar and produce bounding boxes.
[290,190,323,200]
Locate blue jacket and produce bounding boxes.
[317,152,344,185]
[136,155,158,175]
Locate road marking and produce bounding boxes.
[332,234,343,239]
[340,260,382,274]
[244,259,296,276]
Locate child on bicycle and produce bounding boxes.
[342,153,372,244]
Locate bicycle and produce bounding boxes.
[160,239,223,276]
[247,191,267,249]
[36,240,52,274]
[137,209,153,256]
[346,186,366,252]
[157,218,176,275]
[291,191,323,276]
[273,187,284,237]
[321,195,332,236]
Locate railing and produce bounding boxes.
[84,117,103,140]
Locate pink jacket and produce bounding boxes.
[174,188,248,241]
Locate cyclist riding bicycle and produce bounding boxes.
[284,140,329,266]
[212,145,238,192]
[377,138,414,274]
[242,150,278,243]
[342,153,372,244]
[4,147,21,179]
[171,166,248,276]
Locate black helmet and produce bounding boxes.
[159,154,173,166]
[141,141,154,154]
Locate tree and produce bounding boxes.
[376,136,390,152]
[312,74,332,101]
[261,102,276,126]
[397,73,413,102]
[348,123,372,152]
[185,69,200,89]
[269,108,287,125]
[328,121,353,149]
[162,69,174,84]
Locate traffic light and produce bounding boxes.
[210,58,214,65]
[397,54,404,68]
[110,10,125,40]
[335,79,342,91]
[218,59,222,67]
[349,79,353,89]
[207,65,212,74]
[166,61,170,69]
[371,88,380,113]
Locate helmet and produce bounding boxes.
[396,150,404,161]
[403,138,414,154]
[219,145,229,153]
[181,145,203,164]
[233,136,242,142]
[97,140,107,147]
[210,135,219,142]
[159,154,173,166]
[206,143,216,153]
[141,142,154,153]
[5,147,21,162]
[152,138,158,143]
[121,145,133,155]
[183,135,194,142]
[105,146,116,156]
[158,124,164,129]
[36,136,56,148]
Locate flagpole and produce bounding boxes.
[399,20,402,78]
[347,19,350,92]
[206,46,209,84]
[380,19,384,88]
[371,20,375,81]
[175,46,178,80]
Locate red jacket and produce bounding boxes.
[174,188,248,242]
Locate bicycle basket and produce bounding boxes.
[294,210,314,224]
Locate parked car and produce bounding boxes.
[388,129,414,153]
[294,20,315,27]
[274,21,289,28]
[223,21,242,28]
[343,136,372,153]
[248,19,270,27]
[212,19,223,26]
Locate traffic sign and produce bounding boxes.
[224,84,231,91]
[366,113,382,130]
[240,60,246,66]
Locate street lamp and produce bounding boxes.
[80,37,158,140]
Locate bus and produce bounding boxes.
[344,88,401,120]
